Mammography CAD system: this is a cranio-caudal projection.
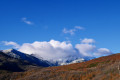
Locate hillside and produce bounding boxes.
[0,53,120,80]
[0,51,43,80]
[0,51,36,72]
[2,49,52,67]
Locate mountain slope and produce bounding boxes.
[2,49,52,67]
[1,49,88,67]
[6,53,120,80]
[0,51,39,72]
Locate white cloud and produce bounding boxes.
[22,17,33,25]
[2,38,113,61]
[81,38,95,44]
[2,41,20,48]
[75,38,112,57]
[63,28,76,35]
[18,40,79,60]
[75,43,96,57]
[94,48,112,57]
[62,26,84,35]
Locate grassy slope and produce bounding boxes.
[1,53,120,80]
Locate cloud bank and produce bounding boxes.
[18,40,79,60]
[2,39,113,61]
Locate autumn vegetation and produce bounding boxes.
[1,52,120,80]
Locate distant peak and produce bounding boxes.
[2,48,17,53]
[10,48,17,51]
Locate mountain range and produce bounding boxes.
[1,49,52,67]
[0,49,87,66]
[0,49,119,80]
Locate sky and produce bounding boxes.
[0,0,120,59]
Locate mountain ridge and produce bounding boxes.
[2,49,89,66]
[1,49,52,67]
[0,49,119,80]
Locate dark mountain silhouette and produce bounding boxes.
[0,51,34,72]
[2,49,52,67]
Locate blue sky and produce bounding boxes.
[0,0,120,53]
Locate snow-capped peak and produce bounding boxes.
[1,49,92,66]
[2,49,20,58]
[1,49,52,67]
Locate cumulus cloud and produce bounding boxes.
[22,17,33,25]
[75,43,96,57]
[75,38,112,57]
[19,40,79,60]
[2,41,20,48]
[62,26,84,35]
[94,48,112,57]
[2,38,113,61]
